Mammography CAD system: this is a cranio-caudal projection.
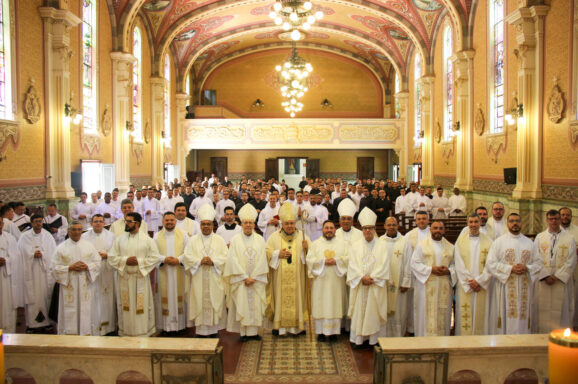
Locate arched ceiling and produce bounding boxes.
[110,0,473,90]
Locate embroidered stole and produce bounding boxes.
[156,229,185,316]
[61,247,92,335]
[422,237,453,335]
[502,245,532,329]
[456,234,491,335]
[386,237,407,315]
[407,230,419,249]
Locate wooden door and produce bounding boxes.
[265,158,279,181]
[357,157,374,179]
[210,157,228,180]
[306,159,320,179]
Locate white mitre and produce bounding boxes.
[238,203,258,222]
[337,198,357,218]
[197,203,216,222]
[358,207,377,227]
[279,202,297,222]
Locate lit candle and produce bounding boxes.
[549,328,578,384]
[0,330,4,384]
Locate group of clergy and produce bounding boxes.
[1,191,577,348]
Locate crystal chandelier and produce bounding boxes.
[269,0,324,41]
[276,47,313,117]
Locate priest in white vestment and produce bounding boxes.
[307,220,348,342]
[216,206,242,247]
[258,195,281,241]
[71,192,92,231]
[379,217,412,337]
[19,214,57,331]
[448,188,466,216]
[347,208,389,346]
[94,192,117,226]
[0,219,20,333]
[412,187,432,215]
[189,187,211,221]
[308,194,328,241]
[560,207,578,328]
[108,212,161,337]
[454,213,493,335]
[265,202,311,336]
[215,190,235,225]
[295,191,312,235]
[486,213,542,335]
[394,189,409,215]
[174,202,200,238]
[533,210,576,333]
[405,211,431,251]
[184,204,228,337]
[459,206,489,237]
[225,204,269,341]
[154,212,189,334]
[411,220,456,336]
[110,199,148,236]
[486,202,508,240]
[51,221,101,335]
[142,190,161,234]
[82,214,117,335]
[431,188,450,219]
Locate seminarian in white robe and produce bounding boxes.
[411,226,456,337]
[486,227,542,335]
[307,222,348,338]
[19,224,57,330]
[216,222,242,247]
[308,202,328,241]
[257,200,281,241]
[347,208,389,346]
[108,214,161,337]
[225,204,269,339]
[43,213,69,245]
[448,189,467,216]
[379,223,413,337]
[454,231,493,335]
[431,191,450,219]
[51,235,101,335]
[176,217,200,238]
[82,224,116,335]
[154,220,189,333]
[0,227,20,333]
[142,196,161,234]
[533,227,576,333]
[184,204,228,336]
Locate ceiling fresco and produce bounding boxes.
[111,0,474,90]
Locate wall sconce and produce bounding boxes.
[450,121,461,137]
[321,98,333,109]
[505,97,525,126]
[251,98,265,109]
[126,121,136,136]
[414,129,425,145]
[161,130,171,148]
[64,101,82,125]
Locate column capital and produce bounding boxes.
[506,5,549,47]
[110,51,136,64]
[38,6,81,26]
[175,92,190,101]
[150,76,166,85]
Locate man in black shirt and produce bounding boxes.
[298,176,308,190]
[359,186,375,215]
[250,190,267,215]
[375,189,393,222]
[235,191,250,215]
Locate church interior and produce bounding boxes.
[1,0,578,383]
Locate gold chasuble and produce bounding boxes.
[265,229,311,330]
[421,237,454,335]
[456,234,491,335]
[156,228,186,316]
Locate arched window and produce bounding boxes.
[132,27,143,141]
[443,25,453,141]
[0,0,16,120]
[163,54,171,147]
[82,0,97,133]
[185,73,191,96]
[414,53,422,147]
[489,0,505,133]
[394,72,400,119]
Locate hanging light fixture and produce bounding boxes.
[269,1,324,41]
[276,46,313,117]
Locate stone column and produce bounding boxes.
[395,91,410,180]
[39,7,81,200]
[418,75,435,186]
[110,52,136,194]
[175,93,190,180]
[452,50,475,191]
[506,4,549,200]
[150,77,165,185]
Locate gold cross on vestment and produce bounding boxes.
[481,249,489,258]
[394,250,402,259]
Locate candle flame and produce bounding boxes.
[564,328,571,337]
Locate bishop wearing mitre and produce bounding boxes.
[183,203,228,337]
[265,202,310,336]
[225,204,269,341]
[347,208,389,347]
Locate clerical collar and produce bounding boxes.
[548,229,562,235]
[224,223,237,230]
[385,233,398,239]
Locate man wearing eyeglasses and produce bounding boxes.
[486,202,507,240]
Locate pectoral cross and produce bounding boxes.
[394,250,402,259]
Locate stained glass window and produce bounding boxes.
[394,72,400,119]
[414,53,422,147]
[0,0,14,120]
[82,0,97,133]
[443,26,453,141]
[132,27,142,141]
[163,54,171,147]
[185,73,190,96]
[490,0,505,133]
